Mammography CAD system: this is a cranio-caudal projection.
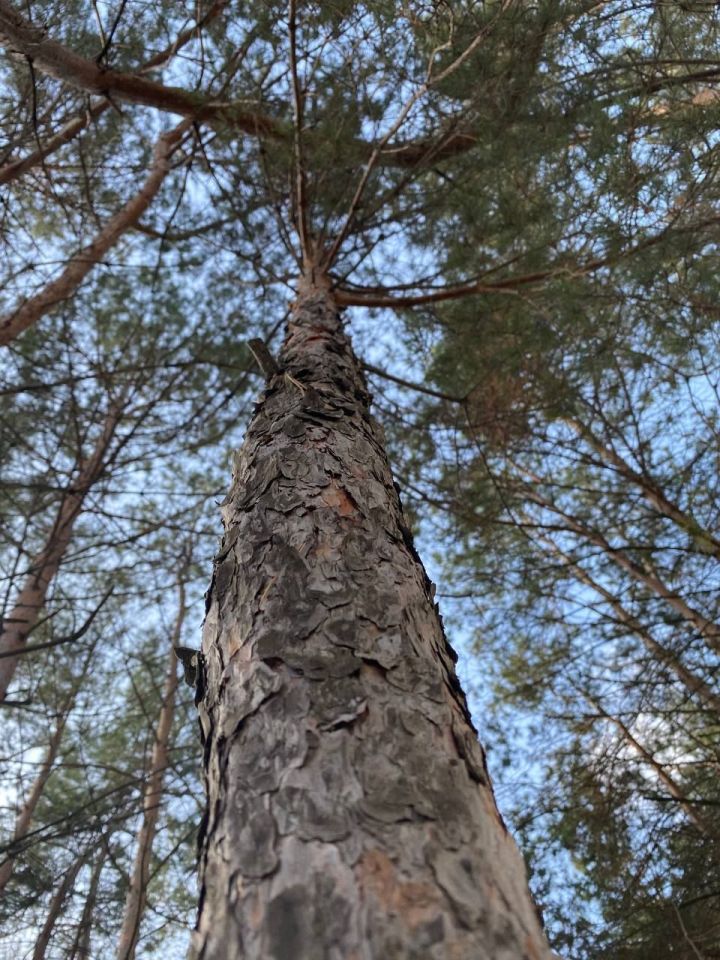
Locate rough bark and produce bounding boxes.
[0,406,120,700]
[192,278,550,960]
[116,586,185,960]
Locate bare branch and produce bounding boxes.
[0,586,113,660]
[322,0,516,270]
[362,360,465,404]
[0,121,190,346]
[335,211,720,308]
[0,0,231,185]
[0,0,277,134]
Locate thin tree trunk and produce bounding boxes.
[0,407,120,700]
[0,712,68,892]
[68,847,106,960]
[564,415,720,558]
[32,849,89,960]
[115,583,186,960]
[0,645,94,892]
[519,481,720,653]
[1,703,72,891]
[588,695,716,837]
[192,277,550,960]
[527,525,720,716]
[0,124,186,346]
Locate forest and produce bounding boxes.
[1,1,719,957]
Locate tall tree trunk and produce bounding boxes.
[0,406,120,700]
[587,695,716,837]
[115,583,186,960]
[32,849,90,960]
[192,278,550,960]
[525,524,720,717]
[0,645,94,892]
[68,847,106,960]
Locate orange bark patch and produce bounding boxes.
[308,535,338,560]
[226,623,249,661]
[257,575,276,609]
[525,932,545,960]
[246,889,263,931]
[445,939,479,960]
[357,849,441,929]
[321,482,358,517]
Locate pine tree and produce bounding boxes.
[2,0,720,955]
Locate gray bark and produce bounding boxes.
[192,279,551,960]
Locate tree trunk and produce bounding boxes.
[588,695,716,837]
[115,584,185,960]
[0,406,120,700]
[564,415,720,558]
[0,701,71,892]
[0,646,94,892]
[525,524,720,717]
[32,849,89,960]
[68,848,106,960]
[0,125,186,347]
[520,481,720,653]
[192,278,550,960]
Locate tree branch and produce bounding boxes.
[0,122,189,346]
[335,210,720,308]
[0,0,496,177]
[0,0,231,185]
[0,0,278,134]
[334,264,579,307]
[361,361,465,403]
[0,586,113,660]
